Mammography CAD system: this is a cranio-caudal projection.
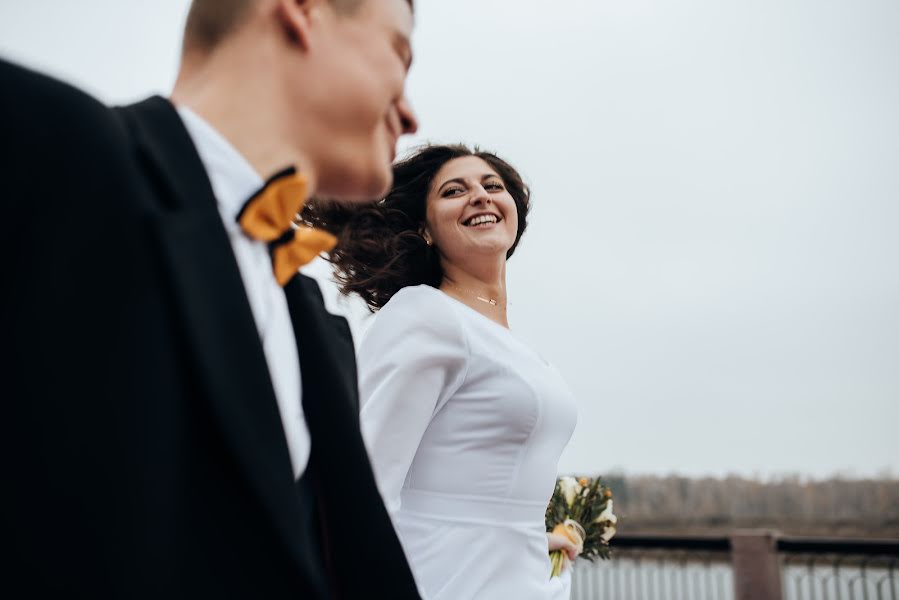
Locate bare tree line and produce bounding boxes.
[596,473,899,538]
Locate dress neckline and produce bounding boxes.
[433,287,511,331]
[429,287,552,367]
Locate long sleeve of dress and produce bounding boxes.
[358,287,469,515]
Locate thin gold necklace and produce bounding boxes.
[445,282,501,307]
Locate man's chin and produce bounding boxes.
[320,166,392,203]
[348,170,393,203]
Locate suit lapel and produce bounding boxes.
[116,97,318,577]
[282,275,361,592]
[284,276,426,598]
[283,275,359,436]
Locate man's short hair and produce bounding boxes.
[183,0,256,54]
[183,0,408,54]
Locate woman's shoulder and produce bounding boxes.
[369,285,467,343]
[379,284,453,318]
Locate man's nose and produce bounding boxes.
[397,95,419,135]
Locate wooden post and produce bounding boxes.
[731,529,783,600]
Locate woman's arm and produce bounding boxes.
[358,288,468,514]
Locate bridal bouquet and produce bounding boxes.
[545,476,617,578]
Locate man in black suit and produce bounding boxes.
[0,0,421,597]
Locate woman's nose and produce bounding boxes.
[469,184,491,205]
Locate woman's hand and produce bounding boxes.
[547,531,579,561]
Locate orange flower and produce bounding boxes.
[551,523,572,540]
[578,477,589,487]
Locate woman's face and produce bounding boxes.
[424,156,519,266]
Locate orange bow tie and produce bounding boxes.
[236,167,337,286]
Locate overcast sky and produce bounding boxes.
[2,0,896,479]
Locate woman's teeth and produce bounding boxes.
[465,214,499,227]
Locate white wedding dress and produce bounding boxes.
[358,285,578,600]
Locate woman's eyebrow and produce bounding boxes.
[437,177,466,193]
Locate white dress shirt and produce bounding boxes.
[178,106,310,479]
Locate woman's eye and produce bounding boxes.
[443,187,464,197]
[486,182,505,191]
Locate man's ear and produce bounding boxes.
[275,0,323,50]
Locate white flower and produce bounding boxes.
[600,523,617,542]
[595,500,618,542]
[558,476,583,508]
[595,500,617,524]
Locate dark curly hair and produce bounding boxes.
[301,144,531,311]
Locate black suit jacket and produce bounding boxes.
[0,58,419,599]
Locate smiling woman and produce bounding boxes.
[303,144,580,599]
[303,143,530,312]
